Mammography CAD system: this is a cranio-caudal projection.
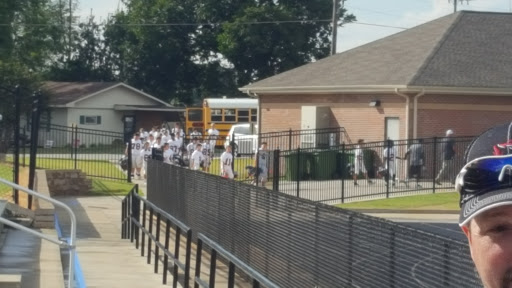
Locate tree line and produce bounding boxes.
[0,0,355,108]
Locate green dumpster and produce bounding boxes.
[285,150,312,181]
[336,152,355,179]
[311,150,338,180]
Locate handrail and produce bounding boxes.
[196,233,279,288]
[0,177,77,288]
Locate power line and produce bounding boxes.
[0,19,408,29]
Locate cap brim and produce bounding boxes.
[459,188,512,226]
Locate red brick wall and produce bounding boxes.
[260,94,407,143]
[417,94,512,137]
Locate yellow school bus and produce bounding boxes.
[185,98,258,146]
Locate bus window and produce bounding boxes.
[250,109,257,122]
[211,109,222,122]
[187,109,203,121]
[237,109,249,123]
[225,109,236,122]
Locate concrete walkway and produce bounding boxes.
[55,195,168,288]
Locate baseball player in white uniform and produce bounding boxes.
[207,123,219,150]
[142,141,152,179]
[190,143,203,170]
[220,145,234,179]
[353,139,373,186]
[383,139,399,186]
[125,132,144,179]
[254,142,269,186]
[162,143,174,165]
[201,140,212,172]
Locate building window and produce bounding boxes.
[250,109,257,122]
[224,109,236,122]
[237,109,249,123]
[211,109,222,122]
[79,115,102,125]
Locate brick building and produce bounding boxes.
[239,11,512,143]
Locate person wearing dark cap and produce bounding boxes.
[456,154,512,288]
[435,129,456,185]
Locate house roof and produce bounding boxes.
[43,81,171,107]
[43,82,119,105]
[240,11,512,94]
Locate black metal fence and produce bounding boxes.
[146,160,481,288]
[270,136,474,203]
[176,134,474,203]
[33,123,127,181]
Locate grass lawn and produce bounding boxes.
[336,192,460,211]
[0,162,13,197]
[209,157,254,181]
[90,179,139,196]
[11,156,126,180]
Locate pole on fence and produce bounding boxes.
[230,133,235,171]
[28,91,41,209]
[73,124,78,170]
[127,136,132,183]
[296,147,300,198]
[341,143,345,203]
[288,128,292,150]
[13,85,20,204]
[273,149,280,191]
[386,140,390,198]
[433,137,438,194]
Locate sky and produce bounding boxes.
[76,0,512,53]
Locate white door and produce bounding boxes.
[385,117,400,140]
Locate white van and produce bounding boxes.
[224,123,258,156]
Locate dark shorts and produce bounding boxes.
[409,165,422,176]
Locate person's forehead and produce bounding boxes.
[474,205,512,223]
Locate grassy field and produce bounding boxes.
[0,162,13,197]
[336,192,460,211]
[90,179,138,196]
[209,157,254,180]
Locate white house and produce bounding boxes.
[40,81,184,147]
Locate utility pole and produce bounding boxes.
[331,0,344,55]
[68,0,72,61]
[449,0,471,13]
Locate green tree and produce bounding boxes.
[47,16,115,81]
[216,0,355,86]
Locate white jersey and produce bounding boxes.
[354,145,366,173]
[190,150,203,170]
[257,149,269,168]
[186,142,196,157]
[201,143,212,158]
[142,147,152,162]
[143,131,149,140]
[130,139,143,154]
[163,149,174,164]
[383,146,397,170]
[190,131,202,138]
[172,128,185,138]
[220,151,233,168]
[168,139,180,153]
[161,135,170,144]
[207,128,219,147]
[152,141,162,149]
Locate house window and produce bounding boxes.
[79,115,102,125]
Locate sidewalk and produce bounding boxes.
[55,195,168,288]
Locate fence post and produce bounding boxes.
[13,85,20,204]
[296,147,300,198]
[433,137,438,194]
[288,128,292,150]
[386,140,391,198]
[73,124,78,170]
[341,143,345,203]
[127,137,132,183]
[22,126,26,167]
[273,149,280,191]
[230,132,235,171]
[28,91,42,209]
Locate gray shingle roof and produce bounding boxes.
[43,81,119,105]
[241,11,512,91]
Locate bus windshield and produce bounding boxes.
[188,109,202,121]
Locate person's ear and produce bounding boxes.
[461,224,472,245]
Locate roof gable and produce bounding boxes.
[241,11,512,93]
[44,82,170,107]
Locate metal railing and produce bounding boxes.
[195,233,279,288]
[0,177,77,288]
[122,185,192,287]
